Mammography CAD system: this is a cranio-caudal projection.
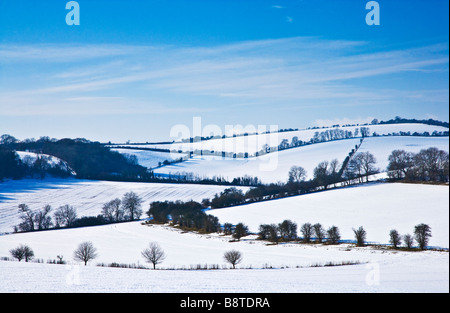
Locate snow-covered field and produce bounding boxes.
[210,183,449,248]
[153,138,361,183]
[0,178,247,234]
[0,220,448,293]
[115,123,448,155]
[0,123,448,293]
[358,136,449,172]
[151,136,449,184]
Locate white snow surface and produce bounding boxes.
[210,183,449,248]
[153,139,361,183]
[0,182,448,292]
[0,178,247,234]
[117,123,448,155]
[358,136,449,173]
[0,221,448,292]
[151,136,448,184]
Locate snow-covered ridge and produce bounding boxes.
[112,123,449,155]
[151,136,449,184]
[16,151,76,176]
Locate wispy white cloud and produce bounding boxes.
[0,37,448,117]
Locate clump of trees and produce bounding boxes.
[256,220,343,245]
[344,152,379,183]
[147,200,221,233]
[10,244,34,262]
[326,226,341,245]
[211,187,246,208]
[0,135,148,181]
[388,224,432,250]
[353,226,367,247]
[208,152,380,210]
[387,147,449,182]
[232,223,250,240]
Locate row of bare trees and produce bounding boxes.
[13,191,143,233]
[257,221,341,245]
[254,220,433,250]
[9,240,243,270]
[387,147,449,182]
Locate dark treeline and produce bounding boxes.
[0,134,148,181]
[0,134,262,186]
[13,191,144,233]
[378,116,449,128]
[147,200,220,233]
[387,147,449,182]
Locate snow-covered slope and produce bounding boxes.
[0,178,248,234]
[0,220,448,292]
[152,138,361,183]
[209,183,449,248]
[357,136,449,173]
[116,123,448,155]
[151,136,448,184]
[16,151,76,176]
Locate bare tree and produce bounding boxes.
[414,223,432,250]
[142,242,166,269]
[313,160,331,189]
[10,246,25,261]
[358,152,378,182]
[34,205,53,230]
[288,166,307,184]
[17,204,35,232]
[54,204,77,228]
[327,226,341,245]
[387,150,414,180]
[73,241,98,266]
[403,234,414,249]
[232,222,249,240]
[278,219,297,241]
[121,191,143,221]
[313,223,326,243]
[22,245,34,262]
[353,226,367,247]
[389,229,402,248]
[102,198,123,222]
[10,244,34,262]
[300,223,313,243]
[223,249,243,269]
[258,224,280,243]
[414,148,449,182]
[223,223,234,235]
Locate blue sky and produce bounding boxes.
[0,0,448,142]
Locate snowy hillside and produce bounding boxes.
[16,151,76,176]
[0,178,248,234]
[209,183,449,248]
[0,218,448,292]
[115,123,448,155]
[153,138,361,183]
[151,136,449,184]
